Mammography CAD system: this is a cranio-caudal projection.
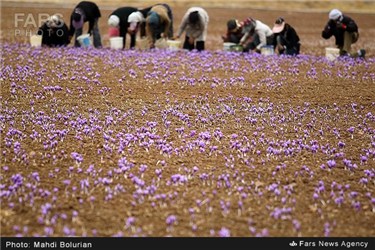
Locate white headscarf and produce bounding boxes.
[108,15,120,27]
[127,11,145,23]
[329,9,343,21]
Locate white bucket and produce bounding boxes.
[155,38,168,49]
[77,34,92,48]
[230,45,243,52]
[30,35,42,47]
[223,42,236,51]
[109,36,123,50]
[261,45,274,56]
[325,47,340,61]
[167,39,181,51]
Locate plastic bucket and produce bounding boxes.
[155,38,168,49]
[136,38,149,50]
[261,45,274,56]
[77,34,91,48]
[110,36,123,50]
[30,35,42,47]
[325,47,340,61]
[167,39,181,51]
[223,42,236,51]
[230,44,243,52]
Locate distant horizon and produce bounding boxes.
[1,0,375,14]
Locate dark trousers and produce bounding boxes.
[183,36,204,51]
[244,33,274,52]
[120,29,136,49]
[337,31,359,56]
[276,35,300,55]
[228,34,241,44]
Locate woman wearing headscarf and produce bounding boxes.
[37,15,70,47]
[272,17,300,56]
[239,17,274,53]
[222,19,244,44]
[145,3,174,48]
[108,7,138,49]
[127,6,152,39]
[321,9,365,58]
[175,7,209,51]
[69,1,102,48]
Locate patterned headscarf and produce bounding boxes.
[242,17,256,34]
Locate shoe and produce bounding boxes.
[358,49,366,58]
[339,50,349,57]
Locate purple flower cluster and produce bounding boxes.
[1,43,374,237]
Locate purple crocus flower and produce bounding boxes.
[125,217,136,228]
[347,127,355,134]
[71,152,83,163]
[292,219,301,231]
[219,227,230,237]
[360,155,368,164]
[166,215,177,226]
[31,172,40,182]
[327,160,336,169]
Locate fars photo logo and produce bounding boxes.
[14,12,64,36]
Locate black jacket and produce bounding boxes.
[321,15,358,46]
[37,22,70,47]
[69,1,101,36]
[109,7,138,48]
[275,23,300,50]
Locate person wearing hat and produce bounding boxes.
[322,9,365,58]
[145,3,174,49]
[222,19,247,50]
[239,17,274,53]
[175,7,209,51]
[37,14,70,47]
[272,17,300,56]
[108,7,138,49]
[69,1,102,48]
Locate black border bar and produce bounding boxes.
[1,237,374,250]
